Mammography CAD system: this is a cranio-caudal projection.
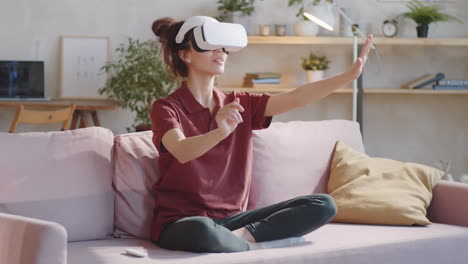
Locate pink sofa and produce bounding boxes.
[1,120,468,264]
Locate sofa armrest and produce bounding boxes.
[0,213,67,264]
[427,180,468,227]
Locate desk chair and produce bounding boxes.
[9,104,76,133]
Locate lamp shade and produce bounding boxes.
[303,11,334,31]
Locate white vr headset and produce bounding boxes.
[175,16,248,53]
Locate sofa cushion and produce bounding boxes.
[248,120,364,210]
[112,131,159,240]
[0,127,115,242]
[328,140,444,226]
[67,223,468,264]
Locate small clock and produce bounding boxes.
[382,19,398,38]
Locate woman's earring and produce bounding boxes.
[186,58,191,63]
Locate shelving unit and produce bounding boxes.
[247,36,468,47]
[220,36,468,96]
[219,87,468,95]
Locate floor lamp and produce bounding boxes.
[303,5,379,126]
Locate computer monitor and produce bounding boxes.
[0,61,44,98]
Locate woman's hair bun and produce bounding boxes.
[152,17,176,38]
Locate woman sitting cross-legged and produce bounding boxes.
[150,15,373,253]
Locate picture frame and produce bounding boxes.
[59,35,110,99]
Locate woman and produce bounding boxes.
[150,16,373,253]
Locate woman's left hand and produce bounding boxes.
[347,34,374,80]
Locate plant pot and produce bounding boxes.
[225,11,251,35]
[416,24,429,38]
[306,70,324,83]
[294,20,319,36]
[135,124,152,132]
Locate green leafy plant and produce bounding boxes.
[301,52,330,71]
[288,0,334,20]
[398,0,462,26]
[217,0,256,16]
[99,38,177,132]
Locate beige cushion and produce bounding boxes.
[327,140,444,226]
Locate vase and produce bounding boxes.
[225,11,251,35]
[259,24,272,36]
[339,7,354,37]
[306,70,325,83]
[416,24,429,38]
[293,20,319,36]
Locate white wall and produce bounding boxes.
[1,0,467,179]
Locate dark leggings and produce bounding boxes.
[154,193,337,253]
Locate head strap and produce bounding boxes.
[175,16,219,44]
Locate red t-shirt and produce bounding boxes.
[150,81,272,242]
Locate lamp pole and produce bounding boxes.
[303,3,379,135]
[353,34,358,122]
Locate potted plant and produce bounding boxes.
[99,38,177,132]
[216,0,258,34]
[288,0,335,37]
[398,0,462,38]
[301,52,330,82]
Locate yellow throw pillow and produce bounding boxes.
[327,140,444,226]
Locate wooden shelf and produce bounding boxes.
[219,87,468,95]
[247,36,468,46]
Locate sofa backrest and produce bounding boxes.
[248,120,364,210]
[111,120,364,240]
[0,127,115,242]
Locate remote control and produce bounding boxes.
[125,247,148,257]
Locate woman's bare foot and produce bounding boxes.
[232,227,256,242]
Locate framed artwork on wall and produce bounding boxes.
[59,35,110,99]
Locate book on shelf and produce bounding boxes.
[243,74,281,88]
[245,72,282,79]
[242,82,283,88]
[251,78,281,84]
[252,83,284,89]
[401,73,445,89]
[432,84,468,90]
[436,80,468,86]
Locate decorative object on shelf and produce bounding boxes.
[243,72,282,88]
[259,24,271,36]
[301,52,330,83]
[462,174,468,184]
[397,0,462,38]
[59,35,110,99]
[98,38,176,132]
[216,0,259,35]
[275,24,287,36]
[338,7,353,37]
[382,19,398,38]
[435,160,455,182]
[288,0,333,36]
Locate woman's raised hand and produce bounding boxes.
[215,97,245,138]
[348,34,374,80]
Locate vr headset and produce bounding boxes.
[175,16,248,53]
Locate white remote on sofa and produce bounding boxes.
[125,247,148,257]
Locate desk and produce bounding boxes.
[0,98,116,129]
